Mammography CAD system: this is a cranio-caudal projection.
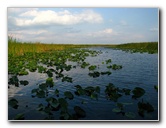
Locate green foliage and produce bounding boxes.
[105,59,112,64]
[132,87,145,99]
[74,106,86,118]
[107,42,158,54]
[46,77,54,87]
[154,85,158,92]
[13,113,24,120]
[64,91,74,100]
[88,71,100,78]
[138,100,154,117]
[88,65,97,71]
[8,98,18,109]
[20,80,29,86]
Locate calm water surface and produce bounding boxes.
[8,47,158,120]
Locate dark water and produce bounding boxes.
[8,47,158,120]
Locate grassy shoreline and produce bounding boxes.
[106,42,158,54]
[8,37,158,56]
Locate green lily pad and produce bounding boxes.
[90,93,98,100]
[74,106,86,118]
[38,66,46,73]
[112,108,121,113]
[36,90,45,98]
[81,62,90,68]
[64,91,74,100]
[58,98,68,109]
[88,71,100,78]
[122,88,131,95]
[14,113,24,120]
[39,83,47,90]
[46,77,54,87]
[95,86,100,93]
[105,59,112,64]
[111,64,122,70]
[20,80,29,86]
[125,112,136,119]
[8,75,19,86]
[55,89,59,96]
[88,65,97,71]
[18,70,29,76]
[62,76,73,83]
[8,98,18,109]
[132,87,145,99]
[154,85,158,92]
[46,70,53,77]
[31,88,38,94]
[37,103,44,111]
[101,71,112,75]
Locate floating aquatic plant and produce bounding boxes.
[13,113,24,120]
[137,99,154,117]
[20,80,29,86]
[88,71,100,78]
[8,98,18,109]
[88,65,97,71]
[64,91,74,100]
[132,87,145,99]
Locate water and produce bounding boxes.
[8,47,158,120]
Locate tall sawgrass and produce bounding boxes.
[8,36,89,56]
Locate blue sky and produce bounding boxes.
[8,8,158,44]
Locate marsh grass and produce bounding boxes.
[106,42,158,54]
[8,36,91,56]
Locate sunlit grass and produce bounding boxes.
[8,36,90,56]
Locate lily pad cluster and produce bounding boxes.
[74,85,100,100]
[8,47,156,120]
[105,83,155,119]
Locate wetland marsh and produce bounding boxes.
[8,40,158,120]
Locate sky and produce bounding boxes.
[8,8,158,44]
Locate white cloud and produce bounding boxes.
[88,28,114,37]
[102,28,113,34]
[12,9,103,26]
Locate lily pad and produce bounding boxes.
[18,70,29,76]
[74,106,86,118]
[111,64,122,70]
[101,71,112,75]
[132,87,145,99]
[62,76,73,83]
[105,59,112,64]
[8,98,18,109]
[112,108,121,113]
[36,90,46,98]
[64,91,74,100]
[125,112,136,119]
[88,71,100,78]
[14,113,24,120]
[81,62,90,68]
[55,89,59,96]
[46,77,54,87]
[46,70,53,77]
[37,103,44,111]
[47,97,60,109]
[20,80,29,86]
[88,65,97,71]
[154,85,158,92]
[58,98,68,110]
[39,83,47,90]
